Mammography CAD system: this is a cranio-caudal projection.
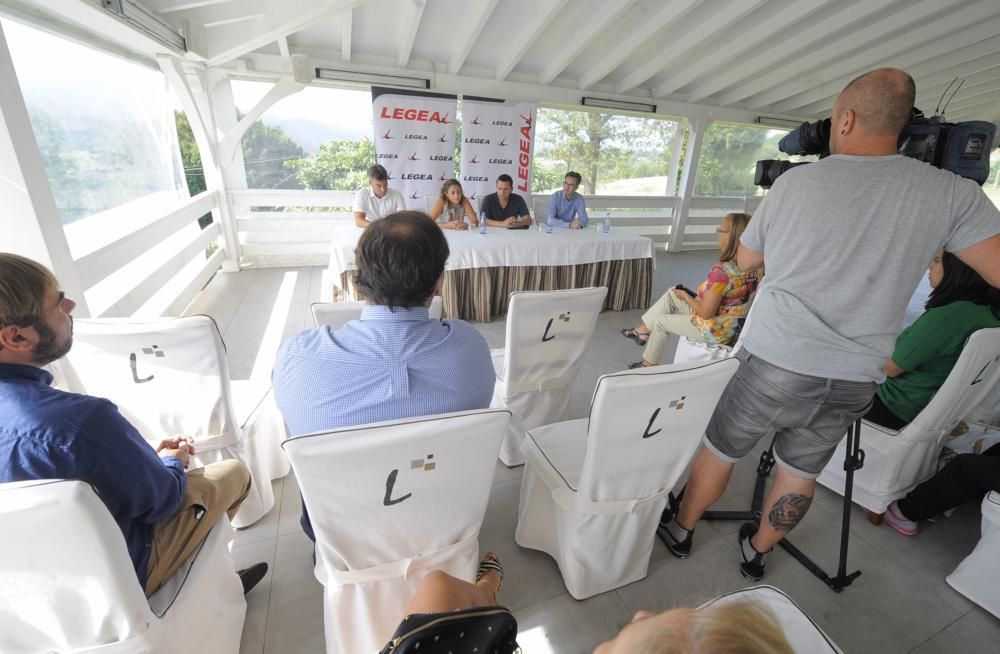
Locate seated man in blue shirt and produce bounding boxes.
[273,211,495,540]
[547,171,588,229]
[0,253,267,597]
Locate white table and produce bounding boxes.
[325,225,654,321]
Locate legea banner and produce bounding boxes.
[459,99,536,209]
[371,87,458,210]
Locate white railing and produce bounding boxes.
[74,190,223,318]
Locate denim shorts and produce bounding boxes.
[704,349,876,478]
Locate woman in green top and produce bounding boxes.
[864,251,1000,429]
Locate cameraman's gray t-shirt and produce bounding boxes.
[741,154,1000,383]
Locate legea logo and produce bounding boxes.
[383,454,436,506]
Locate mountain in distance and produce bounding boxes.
[266,118,370,154]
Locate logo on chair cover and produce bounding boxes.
[541,312,571,342]
[383,454,435,506]
[971,359,996,385]
[129,345,164,384]
[642,408,662,439]
[669,396,686,410]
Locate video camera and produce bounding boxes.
[754,109,996,188]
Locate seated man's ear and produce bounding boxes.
[0,325,38,353]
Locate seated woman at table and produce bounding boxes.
[430,179,479,230]
[622,212,761,368]
[864,250,1000,430]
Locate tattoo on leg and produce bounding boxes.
[767,493,813,532]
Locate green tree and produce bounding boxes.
[695,123,769,196]
[174,111,205,195]
[290,138,376,190]
[29,106,83,217]
[241,119,306,189]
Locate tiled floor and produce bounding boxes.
[183,251,998,654]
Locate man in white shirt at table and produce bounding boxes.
[353,164,406,228]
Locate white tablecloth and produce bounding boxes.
[326,225,654,281]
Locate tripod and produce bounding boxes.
[668,419,866,592]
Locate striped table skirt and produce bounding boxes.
[335,258,652,321]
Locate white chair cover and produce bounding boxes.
[63,316,290,527]
[282,409,510,654]
[515,359,739,599]
[491,287,608,466]
[672,336,733,364]
[817,327,1000,515]
[947,491,1000,618]
[0,479,245,654]
[702,586,843,653]
[310,297,443,329]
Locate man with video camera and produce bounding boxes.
[660,68,1000,581]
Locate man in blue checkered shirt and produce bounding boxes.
[273,211,495,539]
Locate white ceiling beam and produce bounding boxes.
[652,0,832,98]
[793,35,1000,118]
[495,0,569,81]
[151,0,237,13]
[940,88,1000,115]
[577,0,700,91]
[397,0,427,68]
[277,35,290,57]
[761,6,1000,113]
[717,0,967,108]
[202,0,368,67]
[537,0,635,85]
[683,0,897,103]
[615,0,768,95]
[448,0,498,75]
[917,71,1000,115]
[204,14,265,28]
[341,7,352,63]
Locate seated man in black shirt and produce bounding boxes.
[482,174,532,228]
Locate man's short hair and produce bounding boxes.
[496,174,513,186]
[354,212,449,309]
[0,253,57,331]
[839,68,915,136]
[565,171,582,185]
[367,164,389,181]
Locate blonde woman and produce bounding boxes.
[429,179,479,230]
[623,212,761,368]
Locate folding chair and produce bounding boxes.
[63,316,290,527]
[515,359,738,598]
[490,287,607,466]
[309,297,443,329]
[0,479,244,654]
[282,409,510,654]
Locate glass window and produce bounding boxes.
[532,106,682,196]
[231,82,374,191]
[3,19,187,249]
[695,122,797,198]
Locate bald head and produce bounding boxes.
[835,68,915,137]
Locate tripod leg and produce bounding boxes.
[835,419,865,583]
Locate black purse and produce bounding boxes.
[381,606,519,654]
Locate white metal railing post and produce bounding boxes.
[0,23,90,315]
[669,118,707,252]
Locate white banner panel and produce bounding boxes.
[372,87,458,210]
[459,99,536,208]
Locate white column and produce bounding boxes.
[669,118,707,253]
[210,75,252,272]
[0,24,89,315]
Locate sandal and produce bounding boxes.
[475,552,504,600]
[620,327,649,346]
[628,361,649,369]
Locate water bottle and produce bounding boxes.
[603,212,611,234]
[545,214,554,235]
[479,211,487,235]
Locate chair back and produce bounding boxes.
[310,297,443,329]
[578,359,739,503]
[499,287,607,393]
[0,480,153,653]
[281,409,510,653]
[966,367,1000,427]
[65,316,240,450]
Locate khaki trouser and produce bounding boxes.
[145,459,251,596]
[640,289,704,364]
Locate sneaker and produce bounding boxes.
[657,516,693,559]
[738,523,770,582]
[238,562,269,594]
[884,501,918,536]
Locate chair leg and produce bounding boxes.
[867,511,884,526]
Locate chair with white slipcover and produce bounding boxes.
[946,491,1000,618]
[310,297,443,329]
[282,409,510,654]
[62,316,290,527]
[0,479,245,654]
[515,359,739,599]
[491,287,607,466]
[817,327,1000,521]
[702,586,843,653]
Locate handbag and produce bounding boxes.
[381,606,519,654]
